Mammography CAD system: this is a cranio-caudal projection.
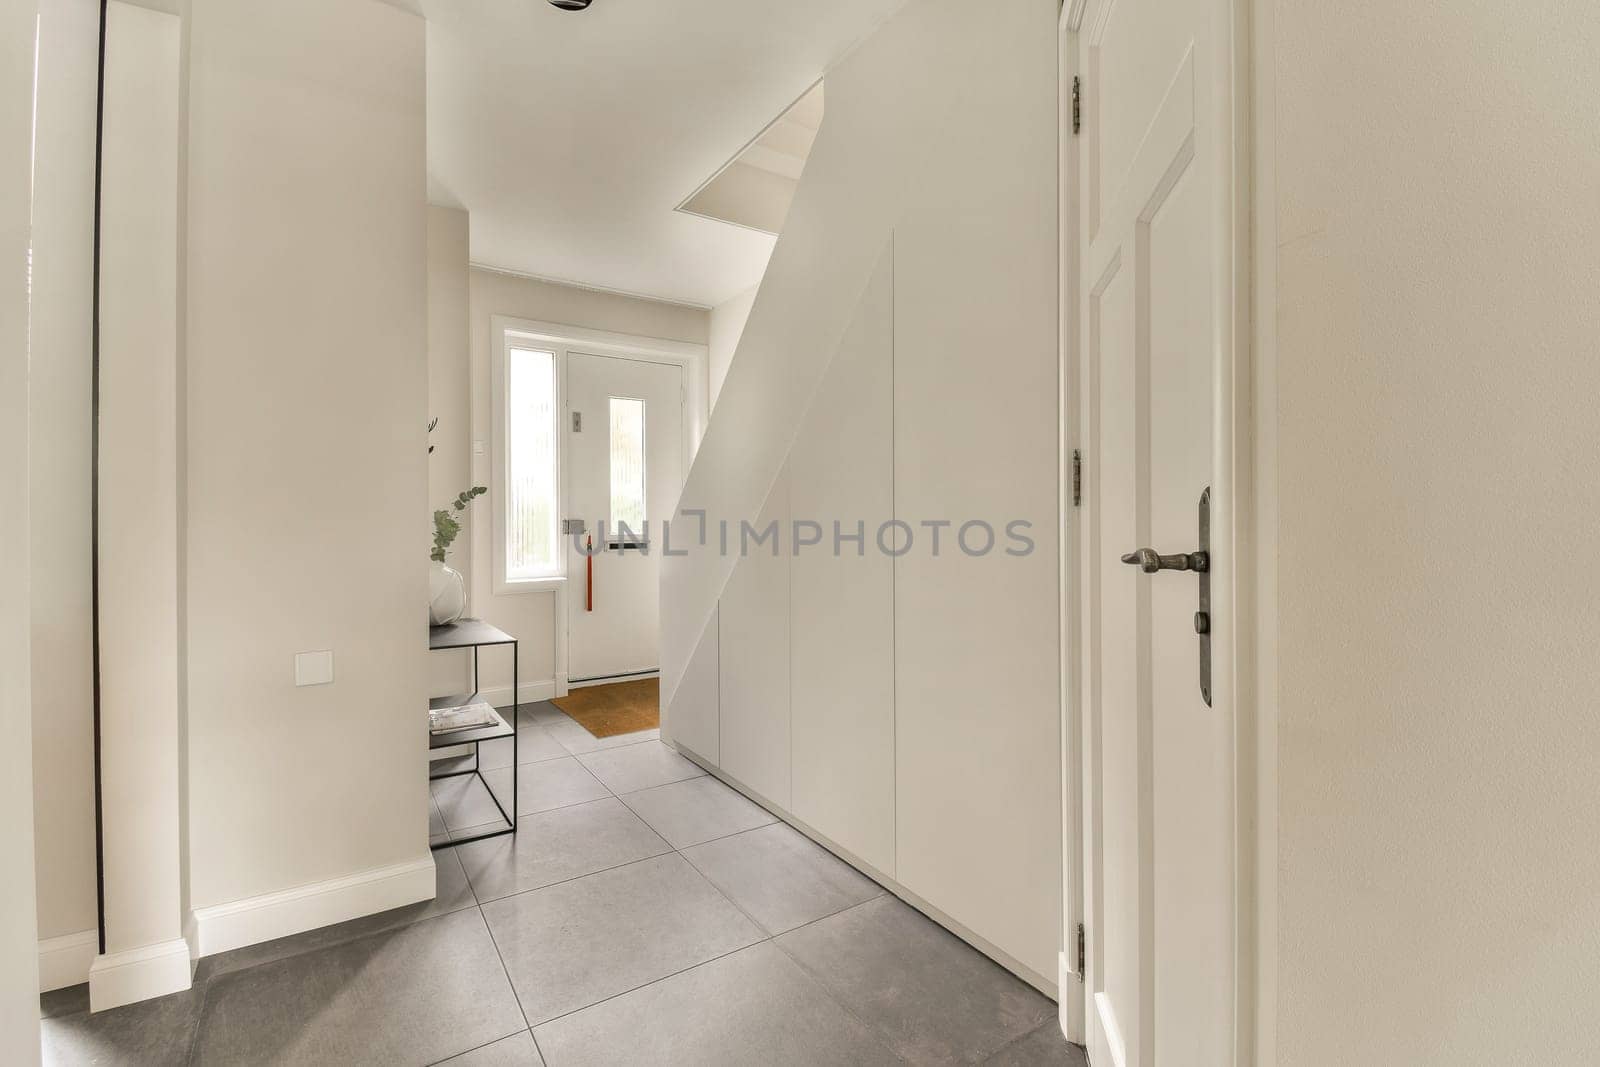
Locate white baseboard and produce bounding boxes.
[478,679,557,709]
[38,929,97,993]
[88,938,191,1012]
[1059,951,1085,1043]
[568,670,659,691]
[188,854,436,959]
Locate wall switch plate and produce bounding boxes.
[295,650,334,687]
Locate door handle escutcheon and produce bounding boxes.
[1119,547,1209,573]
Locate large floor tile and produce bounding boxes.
[39,982,89,1020]
[775,896,1055,1064]
[447,820,514,843]
[432,847,481,913]
[682,822,881,934]
[513,724,572,765]
[481,853,763,1025]
[42,985,203,1066]
[543,716,659,756]
[432,773,514,831]
[453,797,671,902]
[517,701,569,727]
[193,908,525,1067]
[575,740,702,794]
[481,758,610,817]
[471,724,570,771]
[984,1020,1088,1065]
[194,850,478,984]
[439,1030,545,1066]
[531,942,900,1067]
[429,796,449,846]
[619,775,776,849]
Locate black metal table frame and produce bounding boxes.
[428,623,518,850]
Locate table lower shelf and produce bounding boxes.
[428,705,519,849]
[428,704,514,750]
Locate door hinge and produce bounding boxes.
[1071,449,1082,507]
[1071,76,1082,135]
[1076,922,1086,978]
[571,411,582,433]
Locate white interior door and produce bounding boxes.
[565,351,684,683]
[1077,0,1235,1062]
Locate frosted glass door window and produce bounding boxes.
[609,397,646,538]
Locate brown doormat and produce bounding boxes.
[551,678,660,739]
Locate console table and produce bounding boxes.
[428,619,518,849]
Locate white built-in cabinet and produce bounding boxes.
[668,606,721,765]
[664,0,1060,994]
[717,467,793,809]
[681,219,1059,987]
[787,250,897,877]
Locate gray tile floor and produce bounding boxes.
[40,702,1086,1067]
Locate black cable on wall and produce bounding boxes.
[90,0,108,957]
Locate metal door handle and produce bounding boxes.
[1118,489,1213,706]
[1120,547,1209,573]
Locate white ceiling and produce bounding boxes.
[422,0,908,309]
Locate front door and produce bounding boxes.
[1076,0,1235,1062]
[564,351,684,684]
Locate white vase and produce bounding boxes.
[429,560,467,626]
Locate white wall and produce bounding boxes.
[662,0,1060,991]
[28,0,98,951]
[428,207,472,518]
[708,284,756,410]
[93,1,186,1005]
[2,0,43,1053]
[427,205,472,695]
[1267,1,1600,1061]
[184,0,431,912]
[459,267,707,700]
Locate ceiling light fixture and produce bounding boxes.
[548,0,592,9]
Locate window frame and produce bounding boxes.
[488,316,709,597]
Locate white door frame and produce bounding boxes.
[1056,0,1265,1058]
[488,315,708,698]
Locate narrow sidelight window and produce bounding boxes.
[506,347,559,579]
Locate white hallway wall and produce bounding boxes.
[28,0,99,959]
[662,0,1060,990]
[93,0,187,1008]
[708,284,756,411]
[184,0,431,916]
[426,205,473,697]
[1266,0,1600,1061]
[22,0,449,996]
[3,0,44,1054]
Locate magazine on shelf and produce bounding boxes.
[428,699,499,735]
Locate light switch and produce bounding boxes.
[295,650,334,687]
